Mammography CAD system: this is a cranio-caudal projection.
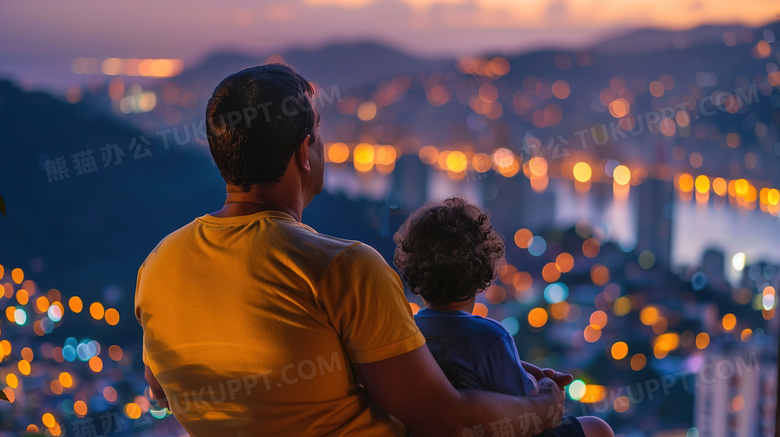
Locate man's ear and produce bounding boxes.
[294,135,311,173]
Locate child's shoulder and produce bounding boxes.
[415,308,512,340]
[432,312,512,345]
[466,314,513,339]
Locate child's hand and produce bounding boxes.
[554,372,573,389]
[542,368,573,390]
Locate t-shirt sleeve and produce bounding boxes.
[317,243,426,364]
[479,331,535,397]
[134,261,149,366]
[141,342,149,366]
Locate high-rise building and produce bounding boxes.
[392,154,429,212]
[702,248,729,293]
[693,338,774,437]
[635,178,675,270]
[481,174,556,234]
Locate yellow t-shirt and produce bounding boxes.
[134,210,426,437]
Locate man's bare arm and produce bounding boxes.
[356,346,564,437]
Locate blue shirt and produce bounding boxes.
[414,307,537,397]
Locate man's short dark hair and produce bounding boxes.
[393,197,505,306]
[206,63,315,190]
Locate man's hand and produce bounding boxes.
[537,377,565,429]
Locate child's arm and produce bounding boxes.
[480,334,544,397]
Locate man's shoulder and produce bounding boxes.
[147,213,358,254]
[138,218,199,267]
[137,214,390,284]
[287,221,361,254]
[311,237,399,293]
[268,220,365,267]
[268,219,394,286]
[325,238,385,263]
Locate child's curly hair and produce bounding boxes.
[393,197,505,306]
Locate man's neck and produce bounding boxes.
[211,183,305,221]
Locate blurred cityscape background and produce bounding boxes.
[0,1,779,436]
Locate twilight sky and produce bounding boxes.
[0,0,776,91]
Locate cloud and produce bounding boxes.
[0,0,775,66]
[546,0,568,22]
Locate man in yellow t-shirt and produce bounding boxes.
[136,209,423,436]
[135,63,569,437]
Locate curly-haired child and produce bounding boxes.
[394,197,613,437]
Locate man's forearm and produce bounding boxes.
[424,387,561,437]
[355,347,563,437]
